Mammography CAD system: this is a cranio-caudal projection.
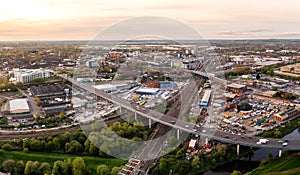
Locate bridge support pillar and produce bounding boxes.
[119,106,122,113]
[237,144,240,156]
[148,119,151,128]
[177,129,180,140]
[134,112,137,120]
[279,149,282,158]
[205,137,208,145]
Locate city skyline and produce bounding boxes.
[1,0,300,41]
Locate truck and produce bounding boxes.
[256,138,269,144]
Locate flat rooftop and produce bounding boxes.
[9,99,30,113]
[31,84,67,96]
[227,83,246,89]
[135,87,159,94]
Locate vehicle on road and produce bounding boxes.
[282,142,288,146]
[258,139,269,144]
[278,140,284,143]
[232,137,237,141]
[225,135,229,138]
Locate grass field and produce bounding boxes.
[0,149,126,173]
[245,154,300,175]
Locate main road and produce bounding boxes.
[66,76,300,150]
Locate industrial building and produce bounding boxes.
[9,68,54,83]
[30,84,72,116]
[9,99,30,114]
[94,83,131,94]
[227,83,247,94]
[135,87,160,95]
[274,108,300,122]
[1,99,34,123]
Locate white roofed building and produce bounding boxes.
[9,99,30,114]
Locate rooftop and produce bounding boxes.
[227,83,246,89]
[31,84,67,96]
[9,99,30,113]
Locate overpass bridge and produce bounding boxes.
[66,76,300,157]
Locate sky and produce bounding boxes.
[0,0,300,40]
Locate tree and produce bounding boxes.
[52,160,68,175]
[274,130,282,138]
[59,111,65,121]
[231,170,242,175]
[35,96,40,105]
[192,156,200,170]
[89,144,99,156]
[1,143,12,151]
[39,162,51,175]
[30,139,45,151]
[267,152,273,162]
[211,159,217,166]
[111,166,122,175]
[259,159,268,167]
[158,158,167,174]
[97,164,110,175]
[256,74,261,80]
[65,140,83,154]
[2,159,15,173]
[15,160,25,174]
[72,157,86,175]
[24,161,39,175]
[298,120,300,127]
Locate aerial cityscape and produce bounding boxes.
[1,1,300,175]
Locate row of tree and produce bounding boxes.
[1,157,86,175]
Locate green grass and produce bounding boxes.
[245,154,300,175]
[0,149,126,173]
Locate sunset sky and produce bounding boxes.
[1,0,300,40]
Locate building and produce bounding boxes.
[30,84,69,97]
[135,87,159,95]
[9,99,30,114]
[188,139,197,151]
[227,83,247,94]
[10,68,54,83]
[94,83,130,94]
[30,84,72,116]
[85,60,99,68]
[274,108,300,122]
[160,81,177,90]
[1,99,34,123]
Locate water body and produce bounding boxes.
[201,128,300,174]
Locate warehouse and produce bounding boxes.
[135,87,159,95]
[9,99,30,114]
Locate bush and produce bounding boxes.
[1,143,12,151]
[23,148,29,153]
